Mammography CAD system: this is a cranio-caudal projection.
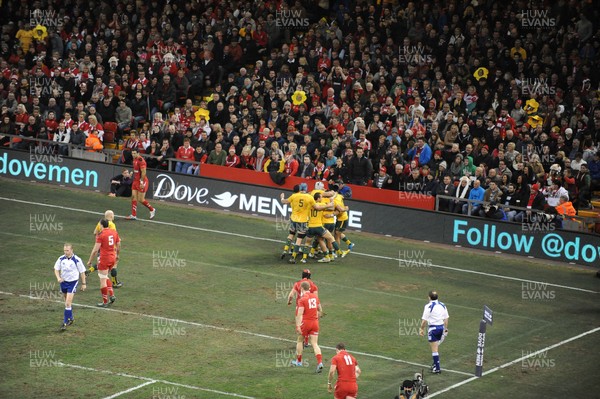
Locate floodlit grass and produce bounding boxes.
[0,178,598,398]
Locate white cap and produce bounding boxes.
[565,128,573,135]
[315,181,324,190]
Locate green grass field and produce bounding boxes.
[0,177,598,399]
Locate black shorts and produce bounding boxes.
[335,220,348,232]
[306,226,327,238]
[324,223,335,233]
[290,221,308,235]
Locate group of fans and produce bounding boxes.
[1,0,598,223]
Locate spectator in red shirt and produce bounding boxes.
[225,145,241,168]
[175,137,195,173]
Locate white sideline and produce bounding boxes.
[0,196,596,294]
[59,362,256,399]
[1,291,473,377]
[427,326,600,397]
[102,380,157,399]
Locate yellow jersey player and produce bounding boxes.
[86,210,123,287]
[280,183,332,264]
[281,185,301,258]
[303,192,341,263]
[332,185,354,253]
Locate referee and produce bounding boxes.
[419,290,449,374]
[54,243,87,331]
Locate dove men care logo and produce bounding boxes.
[151,173,363,228]
[151,174,291,217]
[211,192,238,208]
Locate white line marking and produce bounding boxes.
[102,380,157,399]
[2,290,472,376]
[0,196,595,294]
[1,228,549,324]
[427,326,600,397]
[59,362,256,398]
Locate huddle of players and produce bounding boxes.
[280,182,354,264]
[287,269,361,398]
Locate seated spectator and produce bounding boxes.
[0,115,16,147]
[284,151,299,177]
[225,145,241,168]
[451,176,471,214]
[175,138,195,173]
[404,168,425,193]
[120,131,140,165]
[53,121,70,156]
[85,130,103,152]
[156,138,174,170]
[208,142,227,166]
[264,151,285,173]
[436,175,456,211]
[542,181,569,208]
[514,183,546,222]
[373,166,390,189]
[575,162,592,209]
[423,173,438,197]
[462,179,484,216]
[254,147,268,172]
[108,169,132,197]
[296,154,315,179]
[348,147,373,185]
[187,146,208,175]
[478,181,503,217]
[501,183,520,222]
[555,195,576,218]
[145,140,161,169]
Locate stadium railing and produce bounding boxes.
[435,194,597,233]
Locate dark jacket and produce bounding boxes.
[348,155,373,184]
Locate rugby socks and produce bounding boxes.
[303,336,309,346]
[343,236,352,246]
[316,354,322,364]
[131,200,138,217]
[283,238,292,252]
[142,200,154,211]
[100,287,108,304]
[432,352,440,370]
[296,354,302,363]
[106,278,114,297]
[111,268,118,285]
[64,307,72,324]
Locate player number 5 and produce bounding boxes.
[108,236,114,246]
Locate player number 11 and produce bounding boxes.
[343,355,353,366]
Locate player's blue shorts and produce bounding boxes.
[428,325,444,342]
[60,280,79,294]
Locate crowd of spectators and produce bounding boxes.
[0,0,599,217]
